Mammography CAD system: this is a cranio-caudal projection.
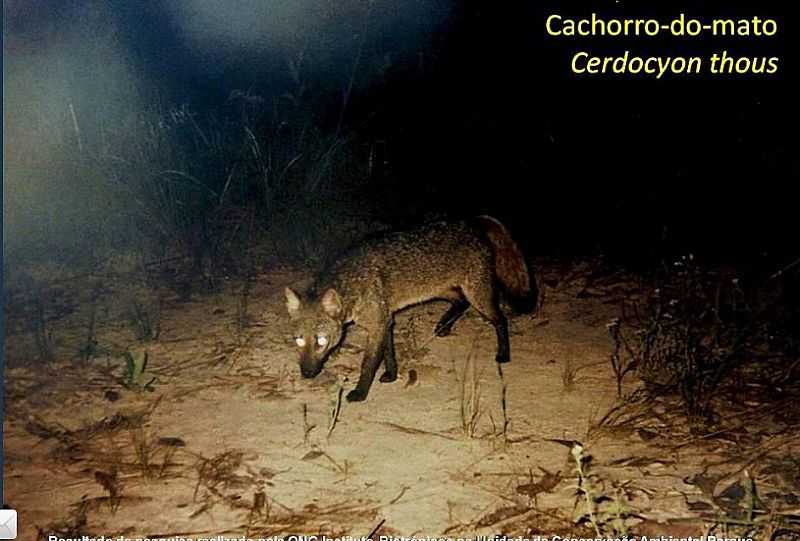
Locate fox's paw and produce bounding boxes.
[379,370,397,383]
[346,389,368,402]
[495,352,511,364]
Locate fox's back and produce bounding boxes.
[318,221,490,312]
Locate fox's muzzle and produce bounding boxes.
[299,358,323,378]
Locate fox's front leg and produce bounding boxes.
[347,322,391,402]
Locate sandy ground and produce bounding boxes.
[4,262,798,540]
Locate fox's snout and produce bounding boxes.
[295,341,335,379]
[299,357,324,378]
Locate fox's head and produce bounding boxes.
[284,287,346,378]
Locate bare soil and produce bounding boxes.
[4,260,799,539]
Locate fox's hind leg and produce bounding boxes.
[461,271,511,364]
[379,320,398,383]
[435,290,470,337]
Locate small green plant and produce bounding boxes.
[561,358,580,392]
[457,344,483,439]
[131,427,154,478]
[570,443,635,537]
[124,349,155,391]
[77,284,101,365]
[606,318,639,397]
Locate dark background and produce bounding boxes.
[3,0,796,268]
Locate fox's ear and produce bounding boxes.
[320,288,343,319]
[285,287,302,318]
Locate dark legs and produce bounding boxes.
[461,275,511,364]
[435,298,471,337]
[346,320,396,402]
[346,270,513,402]
[379,321,397,382]
[492,313,510,363]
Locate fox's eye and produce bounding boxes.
[294,337,306,347]
[316,335,328,347]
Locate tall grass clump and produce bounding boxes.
[612,254,799,425]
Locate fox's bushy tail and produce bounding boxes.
[475,215,537,314]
